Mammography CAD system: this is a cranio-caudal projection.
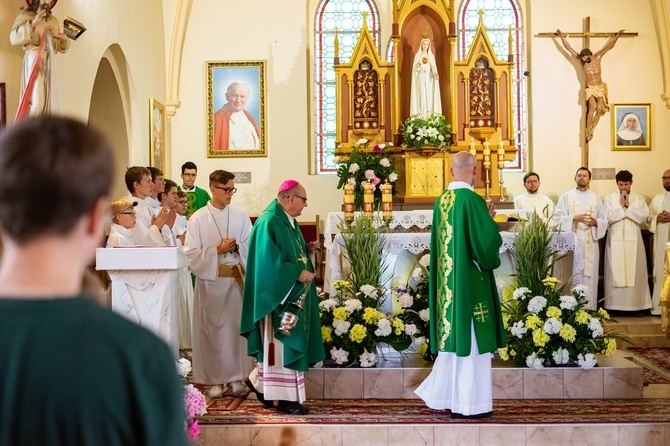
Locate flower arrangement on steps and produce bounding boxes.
[499,212,629,369]
[176,358,207,440]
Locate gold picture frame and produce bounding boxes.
[611,103,651,151]
[149,98,165,172]
[206,60,267,158]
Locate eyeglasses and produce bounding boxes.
[293,194,308,203]
[213,185,237,194]
[121,212,136,216]
[662,177,670,181]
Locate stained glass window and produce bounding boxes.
[458,0,526,170]
[314,0,379,174]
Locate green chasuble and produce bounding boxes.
[240,199,325,371]
[428,186,506,356]
[178,185,211,218]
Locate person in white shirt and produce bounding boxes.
[603,170,652,314]
[146,166,165,210]
[156,178,179,247]
[513,172,555,221]
[123,166,172,246]
[648,169,670,315]
[173,191,188,246]
[106,199,137,247]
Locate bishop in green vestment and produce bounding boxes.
[415,151,506,419]
[240,180,324,414]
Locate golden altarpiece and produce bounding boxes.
[333,1,518,205]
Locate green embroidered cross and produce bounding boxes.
[473,303,489,323]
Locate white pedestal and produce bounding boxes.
[96,247,188,356]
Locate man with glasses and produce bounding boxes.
[184,170,252,398]
[178,161,211,218]
[648,169,670,315]
[241,180,324,415]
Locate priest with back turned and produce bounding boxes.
[240,180,324,415]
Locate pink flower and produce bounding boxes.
[373,176,381,186]
[373,144,383,153]
[184,384,207,419]
[186,420,200,440]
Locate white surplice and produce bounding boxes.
[553,189,607,309]
[603,191,651,311]
[648,191,670,315]
[185,202,253,385]
[106,224,135,247]
[513,192,555,221]
[125,196,164,246]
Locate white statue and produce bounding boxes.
[409,38,442,119]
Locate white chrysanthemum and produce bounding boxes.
[379,158,390,168]
[344,298,362,312]
[577,353,597,369]
[552,348,570,365]
[419,309,430,322]
[377,143,386,150]
[398,293,413,308]
[411,267,423,280]
[330,347,349,365]
[319,298,338,311]
[332,319,351,336]
[513,287,531,300]
[526,353,544,370]
[511,321,527,339]
[176,358,192,378]
[374,318,392,337]
[388,172,398,182]
[413,336,426,346]
[572,284,591,299]
[559,295,578,310]
[349,163,360,173]
[543,317,563,335]
[359,349,377,368]
[419,254,430,267]
[527,295,548,314]
[357,138,368,145]
[359,285,378,298]
[404,324,417,336]
[588,318,603,338]
[364,169,376,180]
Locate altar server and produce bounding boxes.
[415,151,505,419]
[552,167,607,309]
[603,170,651,313]
[648,169,670,315]
[184,170,252,398]
[513,172,555,220]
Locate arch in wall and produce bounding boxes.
[88,44,141,198]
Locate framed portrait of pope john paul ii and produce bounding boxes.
[611,103,651,151]
[207,60,267,158]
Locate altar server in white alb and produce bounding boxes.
[648,169,670,315]
[513,172,555,221]
[184,170,253,398]
[603,170,651,313]
[552,167,607,309]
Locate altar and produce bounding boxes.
[324,211,583,312]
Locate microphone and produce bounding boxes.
[107,201,138,222]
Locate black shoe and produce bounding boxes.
[245,378,274,408]
[451,411,492,419]
[276,400,309,415]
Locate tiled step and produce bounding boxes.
[605,315,670,348]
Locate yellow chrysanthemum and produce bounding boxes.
[559,324,577,342]
[525,314,542,329]
[510,349,517,357]
[349,324,367,343]
[575,310,590,325]
[604,338,617,356]
[392,317,404,335]
[332,306,349,321]
[362,307,382,324]
[598,308,610,320]
[321,326,333,342]
[546,306,562,319]
[502,313,511,329]
[332,280,351,291]
[532,328,550,347]
[498,347,509,361]
[542,276,560,290]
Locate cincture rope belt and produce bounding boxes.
[218,264,245,290]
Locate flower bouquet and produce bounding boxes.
[335,139,398,210]
[401,114,452,149]
[176,358,207,440]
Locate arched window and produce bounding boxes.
[314,0,380,174]
[458,0,526,170]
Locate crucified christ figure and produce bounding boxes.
[556,29,623,142]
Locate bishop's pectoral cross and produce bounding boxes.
[537,18,637,167]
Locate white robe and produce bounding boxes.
[125,196,164,246]
[513,192,555,221]
[553,189,607,309]
[409,45,442,119]
[648,192,670,315]
[185,202,253,385]
[106,224,135,247]
[603,192,651,311]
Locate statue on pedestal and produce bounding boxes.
[409,34,442,119]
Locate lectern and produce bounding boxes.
[95,247,188,356]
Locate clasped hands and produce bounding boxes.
[216,237,238,254]
[574,213,597,226]
[619,191,630,209]
[151,208,176,229]
[657,210,670,224]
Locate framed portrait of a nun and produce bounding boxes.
[612,104,651,151]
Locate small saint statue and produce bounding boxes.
[409,32,442,119]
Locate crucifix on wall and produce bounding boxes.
[538,18,637,166]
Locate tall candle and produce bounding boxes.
[363,180,375,217]
[381,181,393,221]
[469,138,476,156]
[497,141,505,169]
[483,139,491,169]
[344,179,355,222]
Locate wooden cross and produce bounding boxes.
[473,303,489,323]
[537,18,637,167]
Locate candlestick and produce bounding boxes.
[344,179,355,222]
[381,181,393,224]
[483,139,491,202]
[497,142,505,170]
[469,138,476,156]
[363,180,375,218]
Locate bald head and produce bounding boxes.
[451,151,477,185]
